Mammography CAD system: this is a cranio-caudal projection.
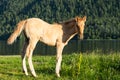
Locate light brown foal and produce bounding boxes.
[7,16,86,77]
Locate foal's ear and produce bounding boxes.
[75,16,80,22]
[83,16,87,22]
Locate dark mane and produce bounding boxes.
[58,18,76,25]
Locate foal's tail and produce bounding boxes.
[7,20,27,44]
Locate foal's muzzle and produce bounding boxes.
[78,34,84,40]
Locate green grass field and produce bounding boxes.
[0,53,120,80]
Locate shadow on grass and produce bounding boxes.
[0,71,24,76]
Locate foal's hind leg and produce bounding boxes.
[26,39,38,77]
[21,40,29,76]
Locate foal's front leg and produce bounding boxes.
[56,43,64,77]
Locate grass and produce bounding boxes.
[0,53,120,80]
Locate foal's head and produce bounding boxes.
[75,16,86,39]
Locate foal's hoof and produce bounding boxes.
[23,70,29,76]
[56,73,60,77]
[25,73,29,76]
[32,72,37,77]
[32,74,37,77]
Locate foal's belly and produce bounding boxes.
[39,36,57,46]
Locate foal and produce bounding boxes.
[7,16,86,77]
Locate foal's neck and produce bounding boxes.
[61,20,78,43]
[63,21,77,35]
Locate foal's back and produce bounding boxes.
[25,18,50,35]
[24,18,48,40]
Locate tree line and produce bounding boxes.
[0,0,120,40]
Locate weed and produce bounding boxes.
[71,53,82,78]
